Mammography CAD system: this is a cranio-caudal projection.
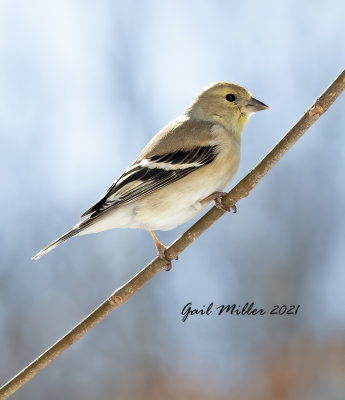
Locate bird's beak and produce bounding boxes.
[245,97,269,113]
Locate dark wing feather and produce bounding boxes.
[81,145,218,218]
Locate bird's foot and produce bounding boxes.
[150,231,177,271]
[201,192,237,213]
[156,242,172,272]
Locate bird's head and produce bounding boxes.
[188,82,268,133]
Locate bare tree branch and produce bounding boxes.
[1,69,344,399]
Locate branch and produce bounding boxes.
[1,69,344,399]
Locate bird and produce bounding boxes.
[33,82,268,268]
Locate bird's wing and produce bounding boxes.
[81,119,219,218]
[81,144,218,218]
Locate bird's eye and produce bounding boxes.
[226,94,236,102]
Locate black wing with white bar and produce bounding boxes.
[81,145,218,218]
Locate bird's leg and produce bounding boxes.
[201,191,237,213]
[150,231,175,271]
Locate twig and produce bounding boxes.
[1,69,344,399]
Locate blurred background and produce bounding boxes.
[1,1,345,399]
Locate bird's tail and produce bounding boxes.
[32,219,90,260]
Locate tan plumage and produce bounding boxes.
[33,82,268,261]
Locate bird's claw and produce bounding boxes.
[150,230,177,271]
[209,192,237,213]
[157,245,172,271]
[157,247,179,271]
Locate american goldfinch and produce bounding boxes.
[33,82,268,267]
